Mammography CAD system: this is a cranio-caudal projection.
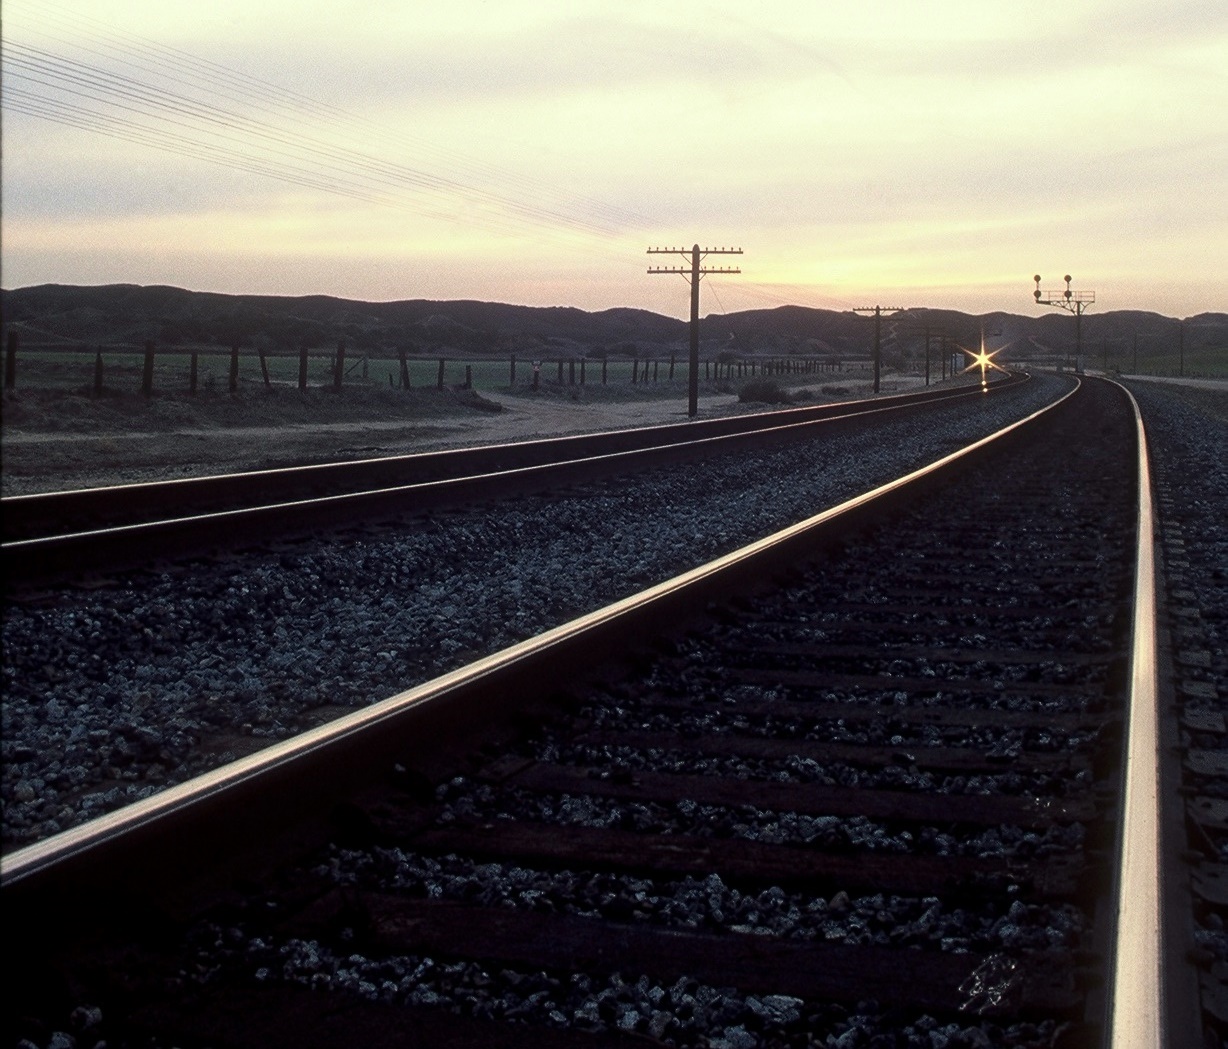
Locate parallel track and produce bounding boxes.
[2,376,1188,1047]
[1,378,1018,586]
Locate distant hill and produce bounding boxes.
[2,283,1223,362]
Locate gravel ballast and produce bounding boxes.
[3,375,1071,848]
[7,373,1223,1049]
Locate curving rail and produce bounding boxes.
[1107,382,1163,1049]
[1,374,1183,1045]
[0,374,1066,892]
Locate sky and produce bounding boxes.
[2,0,1226,320]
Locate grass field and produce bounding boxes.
[1113,347,1227,379]
[0,347,865,397]
[4,344,1220,407]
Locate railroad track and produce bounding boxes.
[1,376,1019,586]
[0,376,1201,1047]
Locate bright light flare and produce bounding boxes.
[958,340,1008,390]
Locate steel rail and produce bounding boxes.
[1,374,1029,586]
[1106,382,1163,1049]
[0,374,1076,895]
[1,374,1022,542]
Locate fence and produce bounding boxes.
[1,333,857,397]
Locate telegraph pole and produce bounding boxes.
[897,321,947,387]
[648,244,742,417]
[854,305,907,394]
[1033,274,1094,373]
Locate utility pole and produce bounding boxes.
[854,305,907,394]
[1033,274,1094,373]
[897,320,947,387]
[648,244,742,417]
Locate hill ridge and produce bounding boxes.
[2,284,1222,359]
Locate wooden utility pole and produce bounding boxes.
[4,331,17,389]
[141,340,156,397]
[333,340,346,391]
[854,305,907,394]
[648,244,742,417]
[900,323,946,387]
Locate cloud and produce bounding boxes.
[2,0,1224,316]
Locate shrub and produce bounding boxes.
[738,379,790,404]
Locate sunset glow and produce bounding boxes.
[2,0,1225,318]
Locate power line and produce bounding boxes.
[3,40,629,241]
[6,1,651,233]
[0,13,652,249]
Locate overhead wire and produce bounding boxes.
[15,0,650,234]
[1,0,655,253]
[2,39,630,242]
[3,88,412,209]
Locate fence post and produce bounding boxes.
[259,348,271,387]
[141,340,156,397]
[229,342,240,392]
[93,351,104,397]
[437,358,445,389]
[653,360,659,382]
[4,330,16,389]
[333,340,346,391]
[299,344,309,390]
[669,355,675,381]
[362,354,368,380]
[190,350,198,394]
[399,349,410,389]
[510,355,516,386]
[602,358,607,385]
[569,359,575,385]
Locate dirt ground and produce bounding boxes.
[0,373,932,496]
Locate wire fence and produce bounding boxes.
[0,334,863,397]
